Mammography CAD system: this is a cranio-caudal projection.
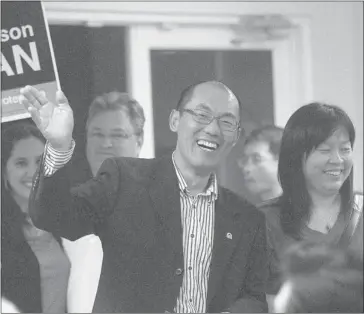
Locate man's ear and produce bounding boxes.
[169,109,180,133]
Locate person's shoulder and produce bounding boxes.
[110,156,157,178]
[257,197,283,229]
[111,155,172,181]
[112,155,154,167]
[219,186,263,221]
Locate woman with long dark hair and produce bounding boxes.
[260,103,363,307]
[1,121,71,313]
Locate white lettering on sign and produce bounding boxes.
[1,42,40,76]
[1,25,34,43]
[2,95,21,105]
[13,42,40,74]
[1,53,15,76]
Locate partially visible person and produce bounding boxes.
[237,126,283,204]
[63,92,145,312]
[85,91,145,177]
[259,103,363,310]
[1,122,70,313]
[274,242,363,313]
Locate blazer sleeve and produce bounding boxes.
[228,216,268,313]
[29,156,120,241]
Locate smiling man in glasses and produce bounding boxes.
[170,82,241,180]
[20,80,268,313]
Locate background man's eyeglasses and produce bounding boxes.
[88,132,135,145]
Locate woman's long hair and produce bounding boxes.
[278,103,355,240]
[1,121,45,229]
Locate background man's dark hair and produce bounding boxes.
[244,125,284,158]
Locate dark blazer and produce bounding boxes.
[29,154,268,313]
[1,188,64,313]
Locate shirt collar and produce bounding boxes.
[171,151,218,200]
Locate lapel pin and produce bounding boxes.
[226,232,232,239]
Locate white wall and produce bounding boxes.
[45,1,363,191]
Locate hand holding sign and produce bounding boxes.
[20,85,74,151]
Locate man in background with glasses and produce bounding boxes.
[237,126,283,205]
[20,81,268,313]
[63,92,146,312]
[86,92,145,177]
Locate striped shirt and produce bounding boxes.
[43,140,75,176]
[172,153,217,313]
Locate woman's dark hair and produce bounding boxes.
[1,121,45,223]
[278,102,355,239]
[280,242,363,313]
[1,120,45,174]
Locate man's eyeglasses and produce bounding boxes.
[180,109,240,134]
[238,154,267,168]
[88,131,135,145]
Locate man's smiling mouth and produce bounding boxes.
[197,140,219,152]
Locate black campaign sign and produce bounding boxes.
[1,0,59,122]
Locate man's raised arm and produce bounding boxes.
[20,86,119,240]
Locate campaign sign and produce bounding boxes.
[1,0,60,122]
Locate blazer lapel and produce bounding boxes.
[148,155,184,261]
[207,190,240,307]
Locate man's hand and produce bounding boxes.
[20,85,74,151]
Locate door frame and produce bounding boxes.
[127,20,313,158]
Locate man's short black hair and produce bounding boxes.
[176,80,242,120]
